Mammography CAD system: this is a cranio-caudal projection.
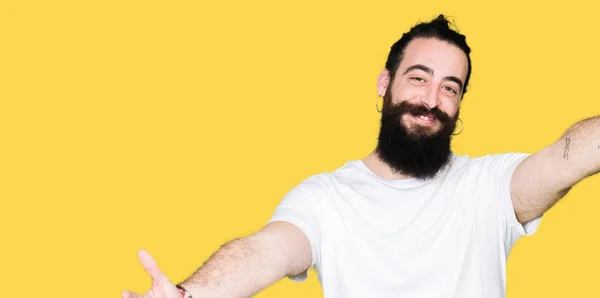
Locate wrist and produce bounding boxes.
[178,282,213,298]
[176,284,193,298]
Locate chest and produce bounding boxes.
[316,184,505,297]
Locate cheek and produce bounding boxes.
[441,99,460,117]
[392,86,422,104]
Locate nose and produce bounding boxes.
[421,85,440,109]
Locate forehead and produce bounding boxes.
[398,37,468,83]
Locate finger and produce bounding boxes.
[138,249,165,283]
[122,290,144,298]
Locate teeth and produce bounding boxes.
[418,115,434,121]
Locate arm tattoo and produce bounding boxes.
[563,135,571,159]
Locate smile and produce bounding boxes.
[412,114,437,126]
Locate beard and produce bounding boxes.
[375,92,459,180]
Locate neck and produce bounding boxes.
[362,151,417,180]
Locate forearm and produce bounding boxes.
[178,236,286,298]
[558,115,600,184]
[176,222,312,298]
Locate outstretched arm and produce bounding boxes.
[179,221,312,297]
[511,115,600,223]
[122,221,312,298]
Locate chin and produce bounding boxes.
[403,120,441,137]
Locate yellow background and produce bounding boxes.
[1,0,599,297]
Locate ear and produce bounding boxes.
[377,69,390,97]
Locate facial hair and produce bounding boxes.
[375,92,459,180]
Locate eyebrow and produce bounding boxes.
[403,64,464,92]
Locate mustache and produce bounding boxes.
[386,100,454,123]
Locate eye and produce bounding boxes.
[443,86,458,94]
[410,77,426,83]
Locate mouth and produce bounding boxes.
[411,113,437,126]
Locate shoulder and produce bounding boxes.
[439,153,531,193]
[300,160,369,185]
[284,160,363,197]
[453,152,531,175]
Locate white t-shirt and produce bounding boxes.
[266,153,542,298]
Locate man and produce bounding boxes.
[122,14,599,298]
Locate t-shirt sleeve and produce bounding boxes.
[481,153,543,254]
[265,174,326,282]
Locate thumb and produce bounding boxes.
[138,249,167,285]
[122,290,144,298]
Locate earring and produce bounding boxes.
[452,118,464,136]
[376,96,383,113]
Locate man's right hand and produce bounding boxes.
[122,249,181,298]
